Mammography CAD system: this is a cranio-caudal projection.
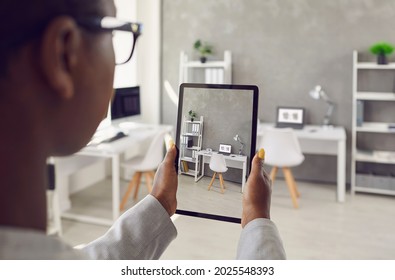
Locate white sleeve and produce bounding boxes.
[82,195,177,259]
[236,218,286,260]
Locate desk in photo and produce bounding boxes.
[55,123,172,226]
[194,151,247,190]
[258,123,347,202]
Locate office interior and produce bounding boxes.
[49,0,395,259]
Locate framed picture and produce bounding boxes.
[276,107,305,129]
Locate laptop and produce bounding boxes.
[218,143,232,155]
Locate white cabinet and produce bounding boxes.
[179,116,204,176]
[179,51,232,85]
[351,51,395,196]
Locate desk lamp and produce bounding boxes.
[233,134,244,155]
[309,85,335,127]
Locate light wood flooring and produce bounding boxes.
[60,176,395,259]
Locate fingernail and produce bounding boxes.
[258,148,265,160]
[168,139,175,148]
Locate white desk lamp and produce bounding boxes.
[233,134,244,155]
[309,85,335,127]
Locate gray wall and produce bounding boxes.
[161,0,395,184]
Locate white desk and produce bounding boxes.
[195,151,248,190]
[258,123,347,202]
[56,123,172,226]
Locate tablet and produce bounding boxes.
[175,83,259,223]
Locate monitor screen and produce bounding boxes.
[111,86,140,120]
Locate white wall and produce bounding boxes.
[113,0,138,88]
[136,0,161,124]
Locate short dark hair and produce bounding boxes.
[0,0,105,76]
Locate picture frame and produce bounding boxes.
[276,106,305,129]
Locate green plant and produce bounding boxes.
[370,42,394,55]
[194,40,213,57]
[188,110,197,120]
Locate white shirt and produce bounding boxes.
[0,195,285,260]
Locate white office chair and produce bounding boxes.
[259,127,305,208]
[120,130,167,210]
[208,153,228,194]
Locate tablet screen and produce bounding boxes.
[175,83,259,223]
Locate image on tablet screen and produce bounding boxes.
[175,83,258,222]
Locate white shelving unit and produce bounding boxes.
[179,116,204,177]
[351,50,395,196]
[179,51,232,85]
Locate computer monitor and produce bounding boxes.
[111,86,141,120]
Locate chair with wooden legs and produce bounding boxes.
[208,153,228,194]
[120,130,167,211]
[259,127,305,208]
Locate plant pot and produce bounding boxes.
[190,118,194,122]
[377,53,387,65]
[200,57,207,63]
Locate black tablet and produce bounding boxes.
[175,83,259,223]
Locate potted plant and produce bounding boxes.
[370,42,394,64]
[188,110,197,121]
[194,40,213,63]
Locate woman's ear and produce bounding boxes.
[39,16,81,100]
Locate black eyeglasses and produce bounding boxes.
[76,16,142,65]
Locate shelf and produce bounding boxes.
[357,62,395,69]
[356,122,395,133]
[355,150,395,164]
[180,115,203,172]
[184,61,227,68]
[354,186,395,196]
[352,51,395,197]
[186,146,201,151]
[180,170,196,176]
[356,92,395,101]
[180,157,196,163]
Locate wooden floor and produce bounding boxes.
[61,176,395,259]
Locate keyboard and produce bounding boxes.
[100,132,127,143]
[88,129,127,146]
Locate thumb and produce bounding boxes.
[164,142,178,165]
[250,148,265,175]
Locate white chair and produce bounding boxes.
[259,127,305,208]
[120,130,167,210]
[208,153,228,194]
